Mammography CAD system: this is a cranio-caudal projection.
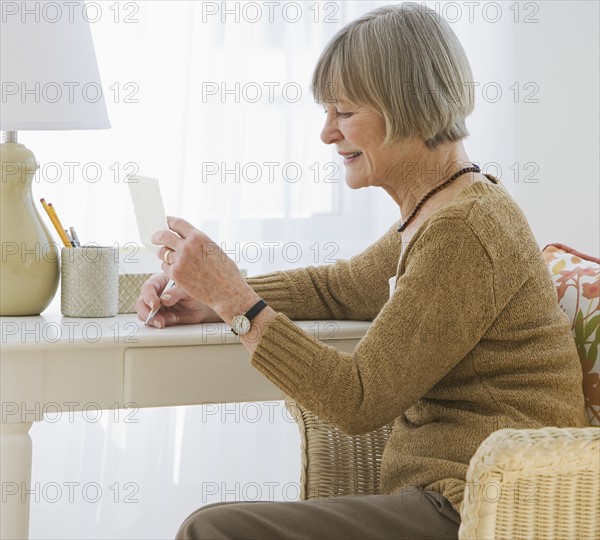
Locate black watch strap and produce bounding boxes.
[245,299,268,321]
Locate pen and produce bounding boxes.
[69,226,81,247]
[64,229,75,247]
[145,279,176,325]
[40,199,72,248]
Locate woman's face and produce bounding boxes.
[320,101,402,189]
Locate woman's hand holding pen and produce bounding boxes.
[141,216,261,328]
[135,272,221,328]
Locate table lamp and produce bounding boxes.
[0,1,111,315]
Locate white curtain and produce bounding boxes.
[24,1,588,538]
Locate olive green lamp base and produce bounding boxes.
[0,134,60,316]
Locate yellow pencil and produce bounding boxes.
[40,198,72,248]
[48,203,74,247]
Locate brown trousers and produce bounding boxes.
[175,486,460,540]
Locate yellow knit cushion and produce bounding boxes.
[542,244,600,426]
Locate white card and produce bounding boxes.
[128,176,169,256]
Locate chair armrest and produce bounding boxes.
[459,427,600,540]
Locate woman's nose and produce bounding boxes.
[320,113,342,145]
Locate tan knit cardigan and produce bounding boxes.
[246,179,588,513]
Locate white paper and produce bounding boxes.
[128,176,169,256]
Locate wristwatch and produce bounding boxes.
[231,299,268,336]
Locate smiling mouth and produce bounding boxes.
[342,152,362,162]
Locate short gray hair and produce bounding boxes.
[311,3,475,149]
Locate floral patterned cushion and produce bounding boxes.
[542,243,600,426]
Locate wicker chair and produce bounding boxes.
[284,245,600,539]
[284,401,599,540]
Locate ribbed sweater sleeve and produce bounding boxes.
[246,220,402,321]
[250,217,498,434]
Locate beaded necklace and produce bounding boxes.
[397,165,481,233]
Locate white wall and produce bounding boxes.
[512,0,599,255]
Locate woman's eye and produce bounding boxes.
[322,108,353,118]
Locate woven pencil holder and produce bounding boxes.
[61,246,119,317]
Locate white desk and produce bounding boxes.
[0,311,370,540]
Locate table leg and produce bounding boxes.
[1,422,33,540]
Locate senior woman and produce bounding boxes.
[136,4,587,539]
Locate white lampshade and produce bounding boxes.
[0,0,110,130]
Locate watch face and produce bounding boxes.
[232,315,251,335]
